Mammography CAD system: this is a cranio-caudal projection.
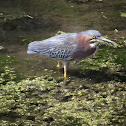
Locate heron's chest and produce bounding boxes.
[72,46,97,60]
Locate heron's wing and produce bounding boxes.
[27,33,78,60]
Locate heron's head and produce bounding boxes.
[80,30,117,47]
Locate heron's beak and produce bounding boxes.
[97,36,117,44]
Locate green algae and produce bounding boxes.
[0,66,126,125]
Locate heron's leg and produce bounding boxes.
[63,62,69,80]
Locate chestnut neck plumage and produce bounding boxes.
[72,34,97,60]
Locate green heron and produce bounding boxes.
[27,30,116,79]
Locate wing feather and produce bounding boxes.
[27,33,78,60]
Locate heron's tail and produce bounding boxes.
[27,50,37,54]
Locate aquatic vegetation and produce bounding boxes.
[0,65,126,125]
[0,66,16,85]
[120,12,126,17]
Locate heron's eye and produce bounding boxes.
[92,36,96,39]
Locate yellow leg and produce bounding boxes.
[64,71,69,80]
[64,62,69,80]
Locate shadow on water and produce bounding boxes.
[69,67,126,83]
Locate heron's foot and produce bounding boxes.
[64,72,69,80]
